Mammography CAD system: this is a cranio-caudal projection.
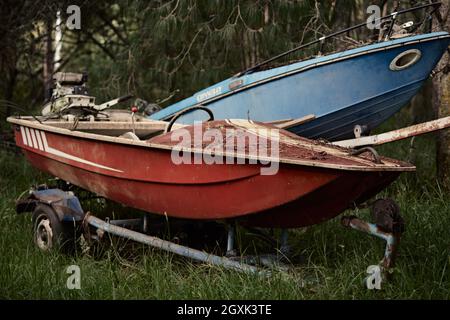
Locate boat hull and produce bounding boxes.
[13,124,402,228]
[151,32,450,140]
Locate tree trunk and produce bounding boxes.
[432,0,450,189]
[330,1,354,50]
[4,62,17,118]
[411,80,433,124]
[43,18,54,101]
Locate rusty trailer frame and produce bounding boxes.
[16,186,406,288]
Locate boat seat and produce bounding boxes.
[119,131,141,141]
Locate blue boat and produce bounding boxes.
[150,4,450,140]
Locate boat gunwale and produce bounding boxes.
[7,117,415,172]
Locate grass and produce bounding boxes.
[0,112,449,299]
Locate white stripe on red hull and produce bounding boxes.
[19,126,123,173]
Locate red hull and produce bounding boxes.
[10,120,413,228]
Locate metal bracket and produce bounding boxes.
[341,198,404,288]
[342,216,402,270]
[341,199,404,289]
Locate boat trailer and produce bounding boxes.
[16,185,405,288]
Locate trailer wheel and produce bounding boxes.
[32,204,79,253]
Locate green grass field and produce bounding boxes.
[0,116,449,299]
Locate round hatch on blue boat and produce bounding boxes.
[389,49,422,71]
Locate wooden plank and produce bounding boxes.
[333,116,450,148]
[39,120,186,137]
[225,119,410,169]
[273,114,316,129]
[264,118,293,125]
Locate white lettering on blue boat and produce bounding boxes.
[196,86,222,102]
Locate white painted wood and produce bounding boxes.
[333,116,450,148]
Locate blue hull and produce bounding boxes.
[150,32,450,140]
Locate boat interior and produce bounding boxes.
[20,109,184,141]
[19,110,317,142]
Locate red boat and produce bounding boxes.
[7,116,414,228]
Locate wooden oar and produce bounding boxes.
[333,116,450,148]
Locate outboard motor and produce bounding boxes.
[41,72,95,117]
[41,71,132,119]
